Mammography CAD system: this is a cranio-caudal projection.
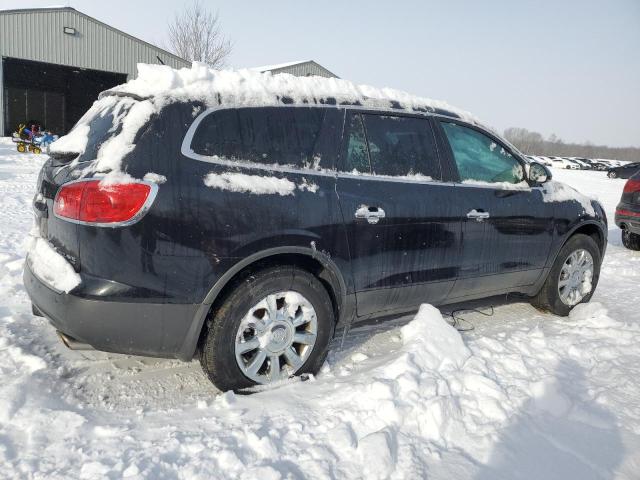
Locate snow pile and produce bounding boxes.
[27,235,81,293]
[204,172,296,195]
[1,139,640,478]
[142,172,167,184]
[108,63,476,122]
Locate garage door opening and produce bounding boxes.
[2,57,127,136]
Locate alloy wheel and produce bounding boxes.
[234,291,318,384]
[557,249,594,306]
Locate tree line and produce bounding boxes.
[504,127,639,162]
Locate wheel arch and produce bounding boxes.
[177,247,350,361]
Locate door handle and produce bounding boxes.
[466,209,490,221]
[355,205,386,224]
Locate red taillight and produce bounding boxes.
[617,209,640,217]
[54,180,154,225]
[623,179,640,194]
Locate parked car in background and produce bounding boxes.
[534,156,554,167]
[550,157,580,169]
[608,162,640,179]
[566,158,589,169]
[23,68,608,391]
[582,159,609,171]
[615,172,640,250]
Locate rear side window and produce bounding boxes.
[441,122,524,184]
[190,107,340,170]
[342,114,440,179]
[363,114,440,178]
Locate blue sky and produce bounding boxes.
[2,0,639,147]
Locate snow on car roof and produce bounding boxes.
[102,62,476,122]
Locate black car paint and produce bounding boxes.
[615,172,640,235]
[609,163,640,179]
[25,101,608,360]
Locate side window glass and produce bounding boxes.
[191,107,336,170]
[343,114,371,174]
[440,122,525,184]
[362,114,440,179]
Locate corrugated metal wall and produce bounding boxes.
[0,8,189,76]
[0,7,190,135]
[269,62,337,78]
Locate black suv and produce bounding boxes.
[24,77,607,391]
[615,172,640,250]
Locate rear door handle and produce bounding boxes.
[355,205,386,224]
[466,209,490,221]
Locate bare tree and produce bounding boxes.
[504,127,640,161]
[167,1,232,68]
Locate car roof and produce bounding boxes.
[101,64,477,124]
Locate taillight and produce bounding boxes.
[54,180,156,225]
[623,179,640,194]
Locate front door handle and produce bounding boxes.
[466,209,490,221]
[355,205,386,224]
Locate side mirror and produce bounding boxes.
[529,162,552,184]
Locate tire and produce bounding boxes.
[622,228,640,251]
[199,265,335,392]
[608,171,617,178]
[17,143,26,153]
[532,234,601,316]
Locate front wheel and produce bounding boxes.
[622,229,640,250]
[199,266,335,391]
[532,234,601,316]
[608,171,617,178]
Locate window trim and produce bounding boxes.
[434,117,534,189]
[182,105,345,177]
[181,104,483,185]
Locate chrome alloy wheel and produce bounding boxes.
[558,249,594,306]
[234,291,318,384]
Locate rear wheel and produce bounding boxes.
[199,266,335,391]
[532,234,601,316]
[622,228,640,251]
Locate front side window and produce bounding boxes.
[441,122,525,184]
[362,114,440,178]
[191,107,338,170]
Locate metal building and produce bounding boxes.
[0,7,189,136]
[251,60,338,78]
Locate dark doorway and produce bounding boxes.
[2,57,127,136]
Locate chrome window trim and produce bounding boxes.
[52,178,159,228]
[181,104,529,190]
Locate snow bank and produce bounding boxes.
[204,172,296,195]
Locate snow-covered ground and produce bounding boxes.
[0,136,638,479]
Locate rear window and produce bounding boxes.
[190,107,341,170]
[50,96,137,163]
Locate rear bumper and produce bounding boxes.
[615,204,640,234]
[24,262,200,360]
